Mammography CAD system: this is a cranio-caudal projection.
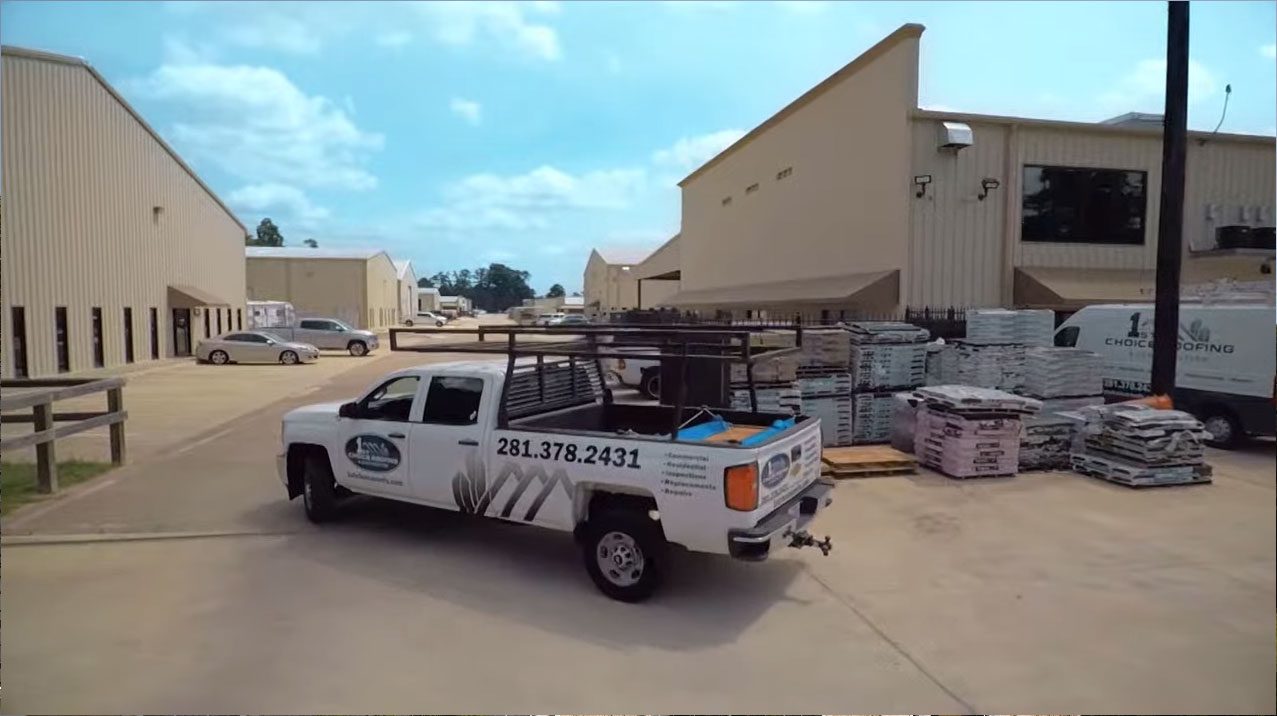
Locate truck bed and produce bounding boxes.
[510,402,810,447]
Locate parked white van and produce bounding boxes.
[1054,303,1275,447]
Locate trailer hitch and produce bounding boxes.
[787,529,833,556]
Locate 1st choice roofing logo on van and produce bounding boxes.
[1104,312,1235,357]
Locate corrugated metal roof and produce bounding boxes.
[594,247,654,265]
[1,45,248,234]
[393,259,413,279]
[246,247,387,261]
[562,296,585,306]
[418,286,440,295]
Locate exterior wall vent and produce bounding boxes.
[938,121,973,151]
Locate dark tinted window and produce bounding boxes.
[299,319,328,330]
[91,307,105,368]
[224,333,256,342]
[422,376,483,425]
[1055,326,1080,347]
[123,307,135,363]
[150,307,160,359]
[11,307,28,378]
[55,307,70,373]
[1022,165,1147,245]
[359,376,420,422]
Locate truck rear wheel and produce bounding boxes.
[1202,409,1243,449]
[303,453,338,523]
[581,509,665,602]
[640,369,661,400]
[348,340,368,357]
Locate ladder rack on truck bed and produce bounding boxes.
[388,324,805,437]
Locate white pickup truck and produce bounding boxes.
[277,328,832,601]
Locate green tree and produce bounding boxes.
[303,238,318,248]
[417,277,434,289]
[246,218,285,247]
[546,283,566,298]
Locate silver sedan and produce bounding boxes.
[196,331,320,366]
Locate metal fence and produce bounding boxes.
[607,306,970,339]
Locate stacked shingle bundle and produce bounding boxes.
[730,382,802,414]
[842,322,931,443]
[798,327,852,367]
[940,340,1025,392]
[801,396,855,447]
[913,386,1041,478]
[1021,347,1103,400]
[1070,404,1213,487]
[890,391,924,452]
[966,308,1055,347]
[1019,415,1079,470]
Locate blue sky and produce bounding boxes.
[3,1,1274,293]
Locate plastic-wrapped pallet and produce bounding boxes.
[846,321,931,344]
[924,342,950,385]
[796,370,852,397]
[890,391,923,453]
[1019,415,1079,471]
[801,396,854,447]
[851,392,896,444]
[941,341,1025,392]
[1022,347,1103,399]
[967,308,1054,347]
[849,342,927,390]
[730,382,801,414]
[1069,403,1212,487]
[912,386,1041,479]
[798,327,851,367]
[729,355,799,384]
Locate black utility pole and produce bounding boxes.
[1151,0,1189,396]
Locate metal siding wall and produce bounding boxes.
[1,54,246,378]
[907,119,1008,308]
[1183,140,1276,251]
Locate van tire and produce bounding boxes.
[347,340,368,357]
[1201,408,1243,449]
[640,369,661,400]
[302,453,338,523]
[581,509,666,602]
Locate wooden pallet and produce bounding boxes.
[821,445,916,478]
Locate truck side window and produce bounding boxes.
[421,376,483,425]
[359,376,421,422]
[1055,326,1079,347]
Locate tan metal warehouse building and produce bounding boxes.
[393,259,417,325]
[245,247,400,330]
[632,234,682,310]
[1,46,248,379]
[583,247,651,316]
[663,24,1276,318]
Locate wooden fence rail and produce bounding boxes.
[0,377,128,494]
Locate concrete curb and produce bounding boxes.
[2,529,299,546]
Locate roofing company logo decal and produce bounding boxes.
[759,451,792,490]
[452,453,573,522]
[345,434,401,472]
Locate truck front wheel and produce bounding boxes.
[581,509,666,602]
[347,340,368,357]
[303,453,338,523]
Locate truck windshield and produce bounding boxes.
[331,320,353,331]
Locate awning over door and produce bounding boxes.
[1014,267,1155,309]
[665,269,898,308]
[168,284,230,308]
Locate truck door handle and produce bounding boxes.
[458,438,479,446]
[388,432,406,439]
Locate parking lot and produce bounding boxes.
[2,325,1273,713]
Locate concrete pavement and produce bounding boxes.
[2,336,1274,712]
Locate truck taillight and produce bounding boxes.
[724,463,759,512]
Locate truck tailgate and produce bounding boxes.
[754,417,823,514]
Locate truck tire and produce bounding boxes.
[581,509,666,602]
[640,369,661,400]
[348,340,368,357]
[1201,408,1243,449]
[209,350,229,365]
[302,452,338,523]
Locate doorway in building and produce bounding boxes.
[172,308,192,357]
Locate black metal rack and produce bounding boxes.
[388,324,805,437]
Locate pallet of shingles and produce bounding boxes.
[1070,404,1213,487]
[940,341,1026,392]
[821,445,917,478]
[730,382,801,414]
[795,369,852,397]
[846,321,931,344]
[966,308,1055,347]
[1019,415,1078,471]
[849,342,928,390]
[850,391,896,444]
[729,354,799,384]
[1022,347,1103,399]
[912,386,1040,478]
[802,396,854,447]
[798,327,851,367]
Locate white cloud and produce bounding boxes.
[775,1,829,14]
[131,61,383,191]
[651,129,747,171]
[413,2,562,60]
[1100,57,1219,108]
[1262,44,1277,60]
[227,183,330,224]
[449,97,483,125]
[376,30,413,49]
[221,13,323,54]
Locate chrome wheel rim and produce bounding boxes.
[351,344,366,356]
[595,531,644,587]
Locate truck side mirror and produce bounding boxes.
[338,402,360,419]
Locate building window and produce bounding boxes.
[236,308,243,331]
[10,306,29,378]
[745,183,759,195]
[1022,165,1148,245]
[204,308,211,338]
[150,308,160,360]
[55,307,70,373]
[777,167,793,180]
[123,307,135,364]
[91,307,105,368]
[721,196,732,206]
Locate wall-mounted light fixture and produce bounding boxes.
[913,174,932,198]
[977,177,1001,201]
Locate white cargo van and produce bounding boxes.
[1054,303,1275,447]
